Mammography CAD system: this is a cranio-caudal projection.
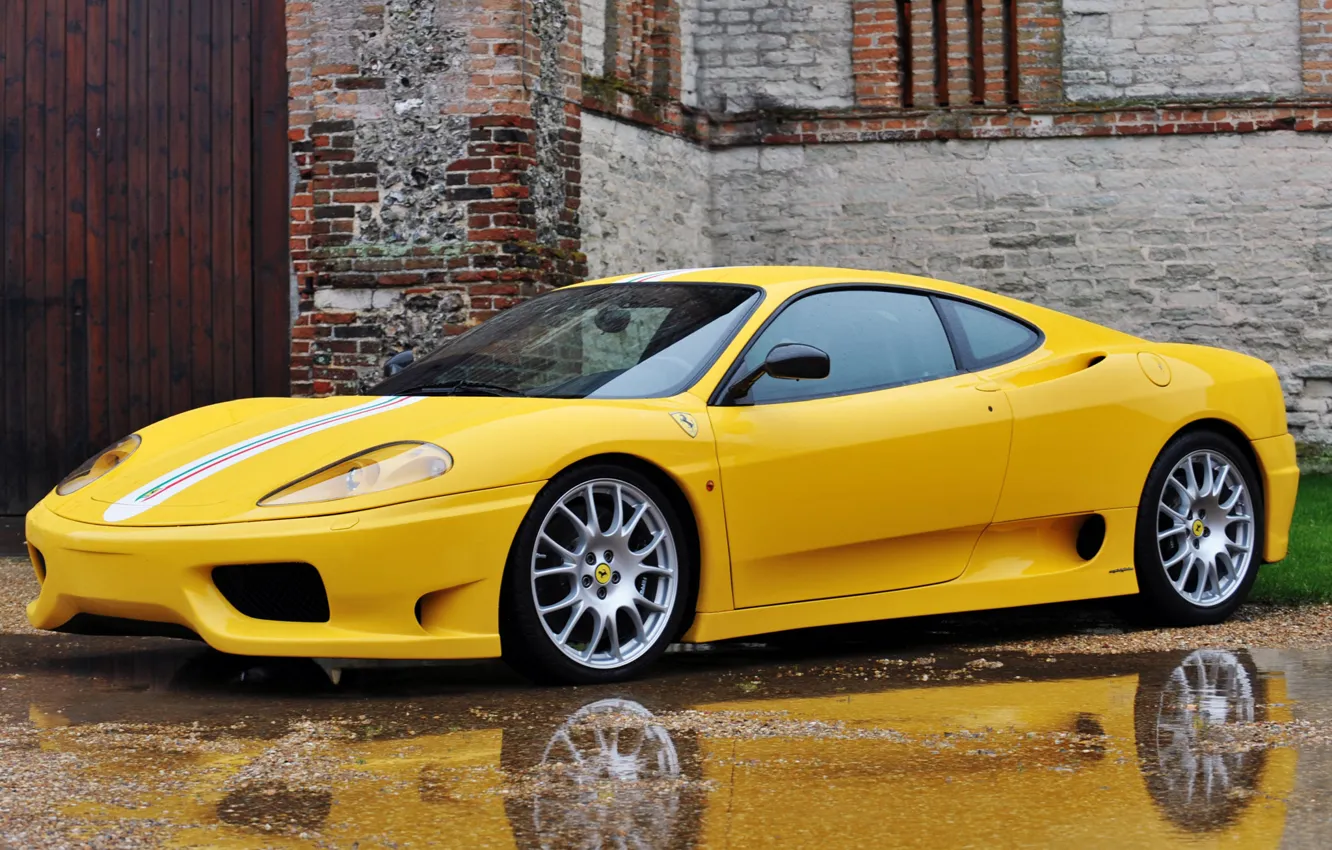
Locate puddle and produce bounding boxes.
[1,636,1331,847]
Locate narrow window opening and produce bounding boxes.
[968,0,984,105]
[897,0,914,108]
[932,0,948,107]
[1002,0,1019,105]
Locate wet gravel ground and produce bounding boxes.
[5,554,1332,847]
[0,557,38,635]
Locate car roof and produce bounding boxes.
[581,265,1035,318]
[577,265,1140,347]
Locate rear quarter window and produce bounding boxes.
[938,299,1041,370]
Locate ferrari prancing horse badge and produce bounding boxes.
[670,412,698,438]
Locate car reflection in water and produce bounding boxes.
[504,698,702,849]
[17,647,1293,848]
[1137,649,1266,833]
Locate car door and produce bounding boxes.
[708,287,1015,609]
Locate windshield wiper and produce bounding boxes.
[401,380,527,398]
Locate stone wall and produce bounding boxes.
[580,113,713,278]
[694,0,855,112]
[287,0,586,394]
[707,132,1332,443]
[1063,0,1304,100]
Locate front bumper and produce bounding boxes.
[24,482,542,659]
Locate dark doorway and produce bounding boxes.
[1,0,290,517]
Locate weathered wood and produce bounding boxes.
[253,0,289,398]
[2,0,29,511]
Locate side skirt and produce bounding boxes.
[682,507,1139,643]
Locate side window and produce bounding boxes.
[737,289,956,404]
[938,299,1040,369]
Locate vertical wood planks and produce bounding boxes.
[105,0,130,447]
[86,0,109,455]
[167,0,190,414]
[211,0,234,401]
[25,0,49,508]
[126,0,149,433]
[189,0,213,409]
[253,0,290,398]
[65,0,89,469]
[231,0,254,398]
[2,0,29,509]
[145,0,170,424]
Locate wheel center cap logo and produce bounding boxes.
[595,563,612,584]
[1192,519,1205,537]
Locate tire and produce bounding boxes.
[1133,430,1264,626]
[501,463,695,685]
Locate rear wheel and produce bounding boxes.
[1134,431,1263,625]
[501,464,694,684]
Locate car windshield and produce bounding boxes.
[371,283,761,399]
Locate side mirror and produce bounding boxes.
[764,343,831,381]
[726,342,831,402]
[384,349,415,377]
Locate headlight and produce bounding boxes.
[258,442,453,507]
[56,434,142,496]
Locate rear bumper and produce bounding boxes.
[1253,433,1299,563]
[23,482,542,659]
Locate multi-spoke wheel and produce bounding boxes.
[1134,432,1264,625]
[502,464,695,684]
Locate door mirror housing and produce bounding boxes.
[384,349,415,377]
[764,343,831,381]
[726,342,831,402]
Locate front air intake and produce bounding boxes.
[212,563,331,623]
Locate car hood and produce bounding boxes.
[45,394,710,527]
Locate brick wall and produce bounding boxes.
[1064,0,1303,101]
[287,0,585,395]
[1305,0,1332,92]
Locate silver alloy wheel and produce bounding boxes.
[1155,449,1255,608]
[530,478,679,669]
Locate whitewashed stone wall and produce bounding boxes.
[680,0,700,106]
[1063,0,1303,100]
[693,133,1332,443]
[694,0,855,112]
[581,0,608,77]
[580,113,714,278]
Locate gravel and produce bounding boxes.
[0,556,39,635]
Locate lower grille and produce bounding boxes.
[212,563,331,623]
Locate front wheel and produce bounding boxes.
[1133,431,1263,626]
[501,464,694,684]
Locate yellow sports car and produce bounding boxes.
[23,266,1299,683]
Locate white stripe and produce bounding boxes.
[102,396,424,522]
[620,267,713,283]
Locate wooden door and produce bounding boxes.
[0,0,290,515]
